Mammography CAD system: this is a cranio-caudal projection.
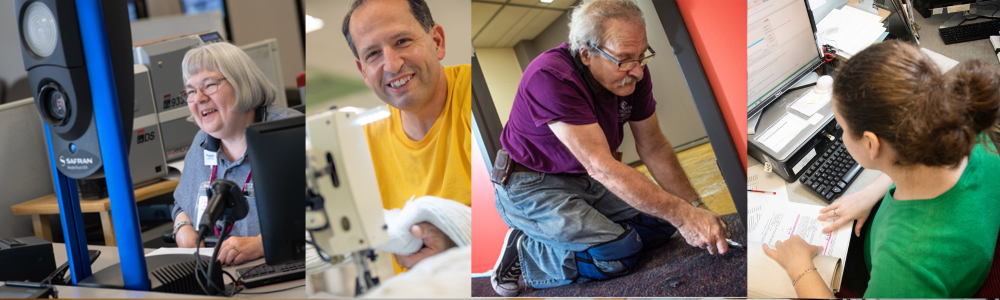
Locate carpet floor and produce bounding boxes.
[471,213,746,297]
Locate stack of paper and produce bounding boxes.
[816,8,887,58]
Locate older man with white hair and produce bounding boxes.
[489,0,731,296]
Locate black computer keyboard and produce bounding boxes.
[939,19,1000,45]
[798,136,864,202]
[236,261,305,288]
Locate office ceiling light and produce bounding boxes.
[305,14,324,34]
[22,2,58,58]
[540,0,554,3]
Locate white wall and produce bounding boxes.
[474,48,523,125]
[0,4,26,92]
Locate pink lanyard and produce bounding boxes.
[207,164,252,237]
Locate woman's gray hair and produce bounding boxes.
[181,42,276,113]
[568,0,645,54]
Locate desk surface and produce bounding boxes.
[912,10,1000,72]
[23,243,306,298]
[748,156,882,207]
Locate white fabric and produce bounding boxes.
[373,196,472,255]
[362,246,472,298]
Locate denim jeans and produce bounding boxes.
[494,171,677,288]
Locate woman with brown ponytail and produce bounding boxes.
[762,40,1000,298]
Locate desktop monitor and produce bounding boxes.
[181,0,226,18]
[747,0,824,118]
[245,116,306,265]
[127,0,148,21]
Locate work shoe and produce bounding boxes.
[491,228,525,297]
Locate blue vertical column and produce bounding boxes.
[74,0,150,291]
[45,126,91,285]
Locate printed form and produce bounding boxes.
[749,201,853,276]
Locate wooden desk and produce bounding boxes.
[10,180,179,246]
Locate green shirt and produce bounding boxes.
[864,138,1000,297]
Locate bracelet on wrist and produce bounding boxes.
[172,221,192,239]
[791,266,817,286]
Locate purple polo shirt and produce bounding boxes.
[500,43,657,174]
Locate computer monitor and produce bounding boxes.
[245,116,306,265]
[747,0,823,118]
[127,0,148,21]
[181,0,227,18]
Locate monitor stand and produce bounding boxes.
[748,71,820,134]
[941,11,977,28]
[940,2,1000,29]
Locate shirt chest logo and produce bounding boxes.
[618,101,632,123]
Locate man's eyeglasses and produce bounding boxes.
[184,77,228,103]
[591,45,655,72]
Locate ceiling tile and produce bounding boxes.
[505,9,565,47]
[496,8,543,47]
[472,2,503,36]
[474,5,531,47]
[550,0,576,9]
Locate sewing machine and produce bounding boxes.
[304,106,392,296]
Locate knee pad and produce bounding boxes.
[575,226,642,281]
[623,213,677,249]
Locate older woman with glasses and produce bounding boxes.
[169,42,302,266]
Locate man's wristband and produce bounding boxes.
[172,221,192,239]
[691,199,704,208]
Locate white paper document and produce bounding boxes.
[789,90,832,117]
[755,113,807,152]
[816,8,887,57]
[747,164,790,232]
[993,36,1000,65]
[920,48,959,74]
[842,6,882,22]
[749,201,853,284]
[146,247,215,257]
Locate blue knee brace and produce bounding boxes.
[575,226,643,281]
[623,213,677,249]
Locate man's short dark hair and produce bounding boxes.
[342,0,436,60]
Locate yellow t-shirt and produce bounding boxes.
[363,64,472,273]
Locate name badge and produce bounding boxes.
[195,181,211,229]
[244,182,255,197]
[204,150,217,166]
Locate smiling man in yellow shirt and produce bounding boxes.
[343,0,471,273]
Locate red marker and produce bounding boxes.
[747,189,777,195]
